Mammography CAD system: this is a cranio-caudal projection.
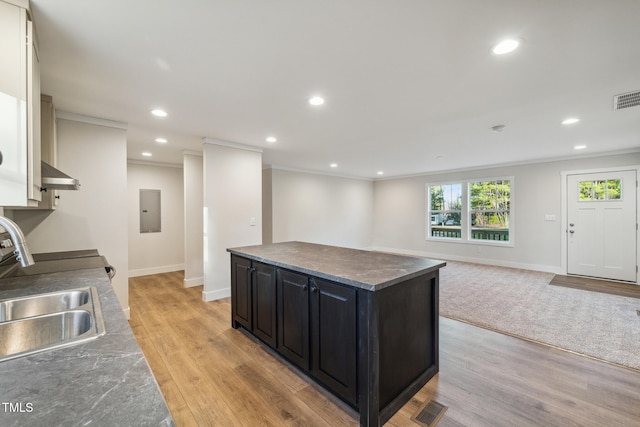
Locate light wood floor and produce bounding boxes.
[550,274,640,298]
[129,271,640,426]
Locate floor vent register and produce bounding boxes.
[411,400,448,427]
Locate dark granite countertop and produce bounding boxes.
[227,241,446,291]
[0,267,174,426]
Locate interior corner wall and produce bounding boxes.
[269,168,374,249]
[183,152,203,287]
[127,162,184,277]
[262,168,273,244]
[8,118,130,314]
[372,152,640,272]
[203,142,262,301]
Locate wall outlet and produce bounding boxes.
[250,217,256,226]
[544,214,556,222]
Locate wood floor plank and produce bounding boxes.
[162,347,244,426]
[222,330,312,394]
[235,362,332,426]
[295,384,358,426]
[550,274,640,298]
[129,272,640,427]
[196,350,286,426]
[166,403,199,427]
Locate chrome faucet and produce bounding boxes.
[0,216,35,268]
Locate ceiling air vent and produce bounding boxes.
[613,90,640,110]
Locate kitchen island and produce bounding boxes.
[227,241,445,427]
[0,259,174,426]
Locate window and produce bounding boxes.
[429,184,462,239]
[469,180,510,242]
[426,178,513,244]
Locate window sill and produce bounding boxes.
[426,236,514,248]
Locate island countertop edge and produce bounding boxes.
[227,241,446,292]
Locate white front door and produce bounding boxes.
[567,170,637,282]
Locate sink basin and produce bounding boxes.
[0,289,90,321]
[0,287,106,362]
[0,311,92,356]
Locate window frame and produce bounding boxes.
[425,176,514,246]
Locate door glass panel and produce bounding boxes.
[607,179,621,199]
[579,181,594,200]
[579,179,621,201]
[594,180,606,200]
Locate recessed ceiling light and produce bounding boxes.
[266,136,277,143]
[377,171,384,175]
[492,39,520,55]
[309,96,325,106]
[330,163,338,168]
[574,145,587,150]
[142,151,152,156]
[155,137,168,143]
[151,109,168,117]
[562,117,580,125]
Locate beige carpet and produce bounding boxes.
[439,261,640,371]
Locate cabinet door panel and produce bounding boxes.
[0,3,28,206]
[231,255,252,329]
[311,278,357,405]
[277,269,309,370]
[252,262,276,348]
[377,274,436,409]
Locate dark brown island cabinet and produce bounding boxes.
[228,241,445,427]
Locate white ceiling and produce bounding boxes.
[30,0,640,179]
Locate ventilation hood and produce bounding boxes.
[41,161,80,190]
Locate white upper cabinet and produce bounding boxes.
[0,0,41,207]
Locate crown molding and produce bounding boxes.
[374,148,640,181]
[265,164,374,182]
[183,149,203,157]
[127,159,183,169]
[56,111,128,130]
[202,137,263,153]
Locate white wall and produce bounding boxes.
[266,168,374,249]
[9,115,130,314]
[127,161,184,277]
[203,139,262,301]
[372,152,640,272]
[183,151,203,287]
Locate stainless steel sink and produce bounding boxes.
[0,289,90,321]
[0,287,106,362]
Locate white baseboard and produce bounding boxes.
[128,264,185,278]
[122,306,130,320]
[371,246,563,275]
[202,287,230,302]
[184,276,204,288]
